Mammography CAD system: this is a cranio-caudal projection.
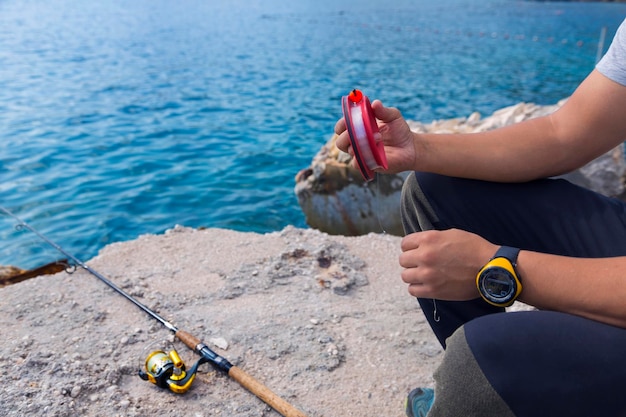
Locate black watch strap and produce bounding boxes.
[493,246,520,266]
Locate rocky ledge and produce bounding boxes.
[295,99,626,236]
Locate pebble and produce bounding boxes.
[19,335,33,349]
[209,337,229,350]
[40,350,54,359]
[70,385,82,398]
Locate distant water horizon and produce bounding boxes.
[1,0,625,269]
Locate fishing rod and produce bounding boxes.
[0,206,308,417]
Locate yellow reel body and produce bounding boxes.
[138,349,205,394]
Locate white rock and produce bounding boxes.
[209,337,229,350]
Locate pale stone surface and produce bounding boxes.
[0,226,444,417]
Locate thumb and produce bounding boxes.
[371,100,403,123]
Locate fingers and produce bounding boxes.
[401,258,443,299]
[401,268,434,298]
[399,232,437,298]
[335,116,358,158]
[400,232,423,255]
[334,117,350,152]
[371,99,402,123]
[334,97,404,168]
[399,233,426,286]
[334,117,346,135]
[334,132,353,157]
[337,99,402,131]
[407,283,430,298]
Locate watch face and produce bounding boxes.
[479,267,517,304]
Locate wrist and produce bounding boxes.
[411,131,425,172]
[476,246,523,307]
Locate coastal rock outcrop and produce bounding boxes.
[294,142,409,236]
[0,259,68,287]
[295,99,626,236]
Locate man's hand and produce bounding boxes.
[399,229,497,300]
[334,100,418,174]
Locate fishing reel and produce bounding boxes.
[138,349,208,394]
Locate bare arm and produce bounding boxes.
[413,70,626,181]
[336,70,626,181]
[517,250,626,328]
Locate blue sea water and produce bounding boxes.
[0,0,624,269]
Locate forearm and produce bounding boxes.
[517,250,626,328]
[411,70,626,182]
[412,115,570,182]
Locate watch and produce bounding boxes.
[476,246,522,307]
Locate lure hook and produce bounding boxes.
[433,300,440,323]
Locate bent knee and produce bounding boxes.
[428,327,514,417]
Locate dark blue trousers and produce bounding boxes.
[401,172,626,417]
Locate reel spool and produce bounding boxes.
[341,89,388,182]
[138,349,208,394]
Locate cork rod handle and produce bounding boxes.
[176,329,201,349]
[228,366,309,417]
[175,330,308,417]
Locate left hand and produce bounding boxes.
[399,229,497,300]
[334,99,418,174]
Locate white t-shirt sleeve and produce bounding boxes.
[597,19,626,86]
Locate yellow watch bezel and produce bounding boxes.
[476,257,522,307]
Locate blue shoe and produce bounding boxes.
[405,387,435,417]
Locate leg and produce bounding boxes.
[401,172,626,346]
[428,310,626,417]
[427,326,515,417]
[402,172,626,256]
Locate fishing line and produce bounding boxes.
[0,206,308,417]
[373,173,388,234]
[342,91,440,323]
